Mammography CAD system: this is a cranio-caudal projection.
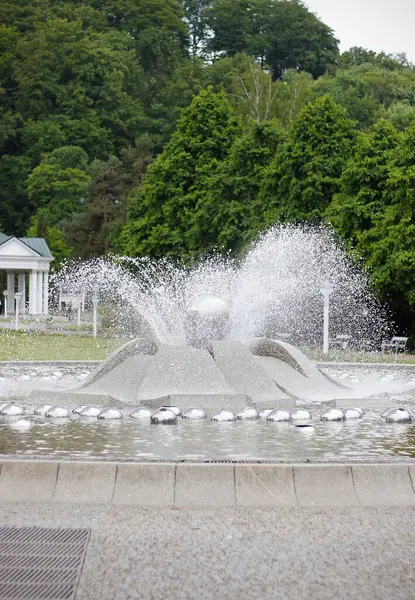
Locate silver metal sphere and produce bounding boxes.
[8,418,32,431]
[72,405,88,415]
[79,406,101,417]
[0,404,24,416]
[98,408,122,420]
[267,409,292,422]
[130,407,153,419]
[161,405,181,417]
[343,408,363,420]
[258,409,273,420]
[211,409,235,422]
[151,407,178,424]
[33,403,54,416]
[290,409,312,421]
[350,407,365,416]
[385,408,412,424]
[45,405,70,418]
[236,406,259,420]
[381,407,396,419]
[182,407,207,419]
[321,408,345,422]
[185,295,230,347]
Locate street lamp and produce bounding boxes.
[92,295,98,338]
[3,290,8,318]
[320,281,333,355]
[14,292,23,329]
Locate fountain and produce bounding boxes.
[23,225,390,411]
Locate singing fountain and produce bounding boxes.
[1,224,415,463]
[26,225,389,411]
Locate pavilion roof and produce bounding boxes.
[0,234,53,258]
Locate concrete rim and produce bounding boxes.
[1,459,415,507]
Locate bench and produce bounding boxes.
[381,336,408,353]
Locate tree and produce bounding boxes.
[312,62,415,128]
[120,88,241,259]
[260,95,356,224]
[327,119,400,242]
[210,120,285,252]
[26,146,89,224]
[207,0,339,79]
[65,137,153,257]
[327,120,415,328]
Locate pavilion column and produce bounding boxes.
[18,273,26,313]
[37,270,43,315]
[29,270,38,315]
[43,271,49,315]
[7,272,15,302]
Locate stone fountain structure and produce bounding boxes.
[30,294,350,411]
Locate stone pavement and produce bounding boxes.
[0,503,415,600]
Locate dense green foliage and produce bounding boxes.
[1,0,415,332]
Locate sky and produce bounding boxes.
[304,0,415,63]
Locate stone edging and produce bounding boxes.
[1,460,415,507]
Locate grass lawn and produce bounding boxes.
[304,347,415,364]
[0,330,126,361]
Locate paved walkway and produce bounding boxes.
[1,503,415,600]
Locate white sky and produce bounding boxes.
[305,0,415,63]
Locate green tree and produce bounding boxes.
[65,137,153,257]
[26,146,89,224]
[120,88,241,259]
[26,208,72,268]
[211,119,285,252]
[327,119,400,242]
[207,0,339,79]
[260,95,356,224]
[312,62,415,128]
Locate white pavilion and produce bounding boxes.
[0,234,53,315]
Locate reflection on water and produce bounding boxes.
[1,410,415,462]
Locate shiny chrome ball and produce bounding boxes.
[343,408,363,419]
[0,404,24,416]
[381,407,396,419]
[72,405,87,415]
[98,408,122,420]
[267,409,292,422]
[258,409,273,420]
[45,405,70,418]
[151,407,178,424]
[211,409,235,422]
[236,406,259,420]
[290,409,312,421]
[161,405,181,417]
[385,407,412,423]
[321,408,345,422]
[130,407,153,419]
[33,403,54,416]
[182,407,207,419]
[8,418,32,431]
[79,406,101,417]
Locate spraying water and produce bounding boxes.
[53,225,390,347]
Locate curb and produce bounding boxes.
[1,460,414,507]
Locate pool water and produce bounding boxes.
[1,364,415,462]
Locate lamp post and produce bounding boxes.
[320,281,333,355]
[14,292,22,329]
[3,290,8,318]
[92,295,98,338]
